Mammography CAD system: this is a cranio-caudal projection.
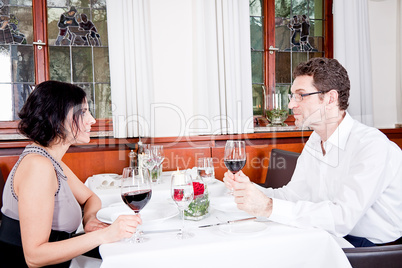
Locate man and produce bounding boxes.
[224,57,402,247]
[79,13,101,46]
[300,15,313,52]
[55,6,79,45]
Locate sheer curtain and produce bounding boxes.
[333,0,374,126]
[106,0,154,138]
[106,0,253,138]
[194,0,253,135]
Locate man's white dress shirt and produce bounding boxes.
[263,112,402,243]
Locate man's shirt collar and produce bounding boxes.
[310,111,354,151]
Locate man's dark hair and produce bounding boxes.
[18,80,87,147]
[293,57,350,110]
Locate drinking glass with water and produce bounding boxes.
[197,157,215,183]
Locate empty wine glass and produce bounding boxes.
[121,166,152,243]
[171,170,194,239]
[142,148,157,171]
[223,140,246,195]
[151,145,165,183]
[152,145,165,167]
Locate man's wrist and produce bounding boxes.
[264,197,273,218]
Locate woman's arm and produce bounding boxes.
[15,155,140,268]
[61,162,109,232]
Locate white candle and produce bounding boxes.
[275,93,279,109]
[278,93,282,109]
[174,169,186,185]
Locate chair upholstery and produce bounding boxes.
[343,244,402,268]
[260,148,300,188]
[261,149,402,267]
[0,168,4,222]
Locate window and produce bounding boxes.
[250,0,333,120]
[0,0,111,135]
[47,1,111,119]
[0,0,34,121]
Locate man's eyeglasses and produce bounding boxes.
[288,91,325,102]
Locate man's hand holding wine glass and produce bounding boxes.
[223,171,273,218]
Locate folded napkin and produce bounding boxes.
[185,167,215,183]
[86,174,121,190]
[186,167,198,179]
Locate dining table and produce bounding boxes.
[85,170,353,268]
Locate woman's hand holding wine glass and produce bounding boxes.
[223,140,246,195]
[121,166,152,243]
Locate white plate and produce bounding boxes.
[94,173,119,177]
[86,174,122,190]
[210,196,242,213]
[85,173,121,191]
[161,171,175,176]
[219,221,268,235]
[203,177,218,184]
[96,202,179,225]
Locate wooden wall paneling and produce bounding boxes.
[212,143,305,184]
[211,146,269,184]
[210,147,225,181]
[62,150,130,182]
[162,147,211,171]
[1,129,400,184]
[62,147,213,183]
[392,139,402,149]
[0,156,19,181]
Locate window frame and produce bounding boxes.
[255,0,333,125]
[0,0,112,138]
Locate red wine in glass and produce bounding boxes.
[224,159,246,174]
[224,140,246,194]
[121,166,152,243]
[121,189,152,213]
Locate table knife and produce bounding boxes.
[198,217,257,228]
[140,229,181,235]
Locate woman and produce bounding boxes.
[0,81,140,267]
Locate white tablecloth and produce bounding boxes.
[87,172,352,268]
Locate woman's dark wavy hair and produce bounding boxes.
[18,80,87,147]
[293,57,350,110]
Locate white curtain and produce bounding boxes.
[106,0,154,138]
[333,0,374,126]
[194,0,254,135]
[398,0,402,125]
[106,0,253,138]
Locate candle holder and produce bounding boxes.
[266,108,288,126]
[184,174,209,221]
[266,91,288,126]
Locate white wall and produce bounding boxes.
[149,0,194,137]
[144,0,402,133]
[144,0,252,137]
[368,0,402,128]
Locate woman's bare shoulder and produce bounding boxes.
[15,153,57,185]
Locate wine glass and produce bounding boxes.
[171,170,194,239]
[151,145,165,183]
[152,145,165,166]
[197,157,215,183]
[223,140,246,194]
[121,166,152,243]
[142,148,157,171]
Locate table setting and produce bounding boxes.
[84,142,352,268]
